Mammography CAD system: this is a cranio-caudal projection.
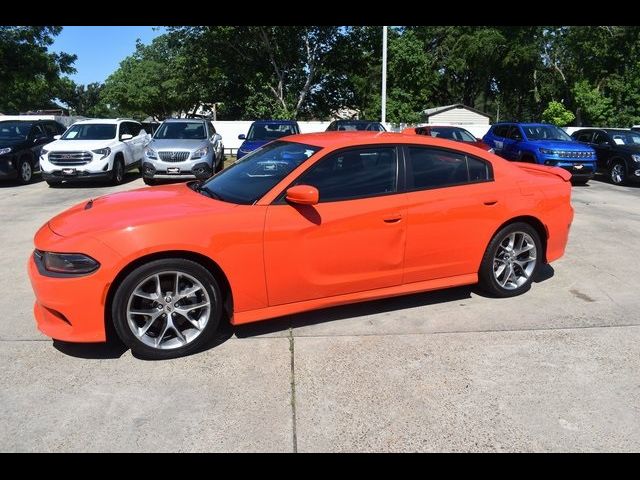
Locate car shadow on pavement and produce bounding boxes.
[0,175,46,188]
[53,339,129,359]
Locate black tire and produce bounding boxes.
[215,157,223,173]
[571,178,590,186]
[16,157,33,184]
[45,179,62,188]
[609,160,627,185]
[111,157,125,185]
[111,258,223,360]
[478,222,542,298]
[143,177,157,186]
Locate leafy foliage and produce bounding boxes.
[542,101,575,126]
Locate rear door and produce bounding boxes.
[126,122,146,162]
[487,125,508,155]
[502,125,524,161]
[592,131,614,171]
[118,122,135,165]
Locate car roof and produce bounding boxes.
[333,119,381,123]
[73,118,135,125]
[280,131,480,149]
[163,118,206,123]
[251,119,299,124]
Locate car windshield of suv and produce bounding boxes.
[521,125,572,141]
[334,122,385,131]
[62,124,116,140]
[154,122,206,140]
[198,141,320,205]
[246,123,298,141]
[606,130,640,145]
[428,127,477,142]
[0,121,32,140]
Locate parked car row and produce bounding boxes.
[3,115,639,188]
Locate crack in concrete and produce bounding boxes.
[288,326,298,453]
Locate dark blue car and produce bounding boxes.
[483,122,597,184]
[236,120,300,160]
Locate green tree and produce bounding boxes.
[0,26,76,113]
[542,100,575,126]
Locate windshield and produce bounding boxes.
[154,122,206,140]
[522,125,572,141]
[428,127,477,142]
[62,123,116,140]
[333,122,385,131]
[606,130,640,146]
[200,141,321,204]
[246,123,298,141]
[0,121,32,140]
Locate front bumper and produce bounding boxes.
[40,152,113,180]
[27,224,121,343]
[142,159,212,179]
[42,170,112,182]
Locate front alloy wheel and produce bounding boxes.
[610,161,626,185]
[18,159,33,184]
[112,259,222,359]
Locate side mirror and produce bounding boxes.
[286,185,319,206]
[238,134,246,140]
[53,135,61,140]
[120,133,133,140]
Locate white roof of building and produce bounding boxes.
[422,103,491,119]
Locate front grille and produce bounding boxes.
[557,151,593,159]
[158,151,190,163]
[49,151,93,166]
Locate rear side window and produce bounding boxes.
[407,147,492,190]
[492,125,509,138]
[574,131,594,143]
[593,131,610,145]
[295,146,398,202]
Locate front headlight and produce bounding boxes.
[191,146,209,159]
[39,251,100,274]
[0,147,12,156]
[91,147,111,160]
[632,154,640,163]
[41,148,49,156]
[145,147,158,159]
[539,148,556,155]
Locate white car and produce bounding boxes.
[40,118,149,186]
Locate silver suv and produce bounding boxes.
[142,118,224,185]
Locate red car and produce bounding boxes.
[29,132,572,359]
[403,125,493,151]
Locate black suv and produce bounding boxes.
[0,119,66,184]
[325,120,386,132]
[571,128,640,185]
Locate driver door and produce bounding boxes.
[263,145,407,306]
[502,125,523,161]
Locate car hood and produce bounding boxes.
[46,139,120,151]
[534,140,594,151]
[48,183,237,238]
[239,140,268,152]
[0,138,27,149]
[149,139,208,151]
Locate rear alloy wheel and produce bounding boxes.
[112,259,222,359]
[479,222,541,297]
[111,158,125,185]
[610,161,626,185]
[17,158,33,184]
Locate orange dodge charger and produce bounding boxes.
[28,132,573,359]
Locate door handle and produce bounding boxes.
[483,200,498,206]
[383,214,403,223]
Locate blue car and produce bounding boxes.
[237,120,301,160]
[483,122,597,184]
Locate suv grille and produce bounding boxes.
[49,151,93,166]
[158,151,190,162]
[558,151,593,159]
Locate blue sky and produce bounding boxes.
[50,26,166,85]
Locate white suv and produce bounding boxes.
[40,118,149,186]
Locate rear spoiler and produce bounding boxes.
[516,163,572,182]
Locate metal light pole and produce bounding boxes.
[381,26,388,124]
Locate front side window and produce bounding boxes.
[293,146,397,202]
[42,123,59,136]
[199,141,320,205]
[574,131,594,143]
[62,123,117,140]
[126,122,142,136]
[507,126,523,141]
[154,122,207,140]
[407,147,492,190]
[593,131,611,145]
[207,122,216,135]
[247,123,298,141]
[522,125,572,141]
[30,125,46,139]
